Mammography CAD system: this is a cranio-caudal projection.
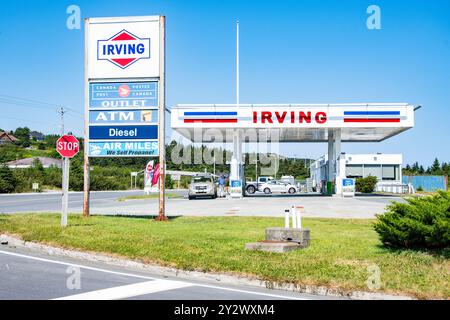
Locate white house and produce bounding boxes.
[310,153,404,194]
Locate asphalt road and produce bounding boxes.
[0,190,404,218]
[0,190,163,213]
[0,190,403,218]
[0,244,335,300]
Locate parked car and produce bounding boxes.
[188,174,217,199]
[259,180,299,194]
[245,176,274,194]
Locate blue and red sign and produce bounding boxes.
[183,111,238,123]
[97,30,150,69]
[343,111,401,123]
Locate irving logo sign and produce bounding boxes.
[97,29,150,69]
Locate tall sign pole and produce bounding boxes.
[83,18,90,218]
[156,16,167,221]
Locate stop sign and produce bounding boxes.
[56,135,80,158]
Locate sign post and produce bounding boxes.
[156,16,167,221]
[56,135,80,227]
[84,15,166,221]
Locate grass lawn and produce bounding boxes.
[0,214,448,299]
[117,193,183,201]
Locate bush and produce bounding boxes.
[355,175,378,193]
[0,163,17,193]
[374,191,450,249]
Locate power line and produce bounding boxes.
[0,94,84,116]
[0,115,59,126]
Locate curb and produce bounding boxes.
[0,234,414,300]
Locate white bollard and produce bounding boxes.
[296,206,303,229]
[284,209,290,228]
[291,205,297,229]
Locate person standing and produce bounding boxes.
[218,175,225,198]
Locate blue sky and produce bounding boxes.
[0,0,449,165]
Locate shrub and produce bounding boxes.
[374,191,450,249]
[355,175,378,193]
[417,186,424,192]
[0,163,17,193]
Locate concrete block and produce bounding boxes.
[265,227,310,248]
[245,241,303,253]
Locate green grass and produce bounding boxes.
[22,149,54,158]
[117,193,183,201]
[0,214,448,299]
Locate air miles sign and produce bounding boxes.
[89,141,158,157]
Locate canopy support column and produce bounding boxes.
[334,129,342,196]
[230,130,243,198]
[327,129,335,195]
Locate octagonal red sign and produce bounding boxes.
[56,135,80,158]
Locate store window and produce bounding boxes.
[382,165,398,181]
[364,165,382,180]
[346,164,363,178]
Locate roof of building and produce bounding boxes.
[30,131,45,138]
[0,131,19,142]
[6,157,61,169]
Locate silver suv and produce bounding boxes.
[188,174,217,200]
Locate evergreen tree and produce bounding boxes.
[0,163,16,193]
[430,158,443,175]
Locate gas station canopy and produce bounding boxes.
[171,103,415,142]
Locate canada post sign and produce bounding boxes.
[89,82,158,109]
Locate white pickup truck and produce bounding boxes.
[245,176,274,194]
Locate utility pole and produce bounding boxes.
[236,20,239,109]
[59,107,66,186]
[59,107,66,135]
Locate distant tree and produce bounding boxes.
[13,127,31,147]
[419,165,425,174]
[442,162,450,176]
[430,158,443,175]
[412,162,420,174]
